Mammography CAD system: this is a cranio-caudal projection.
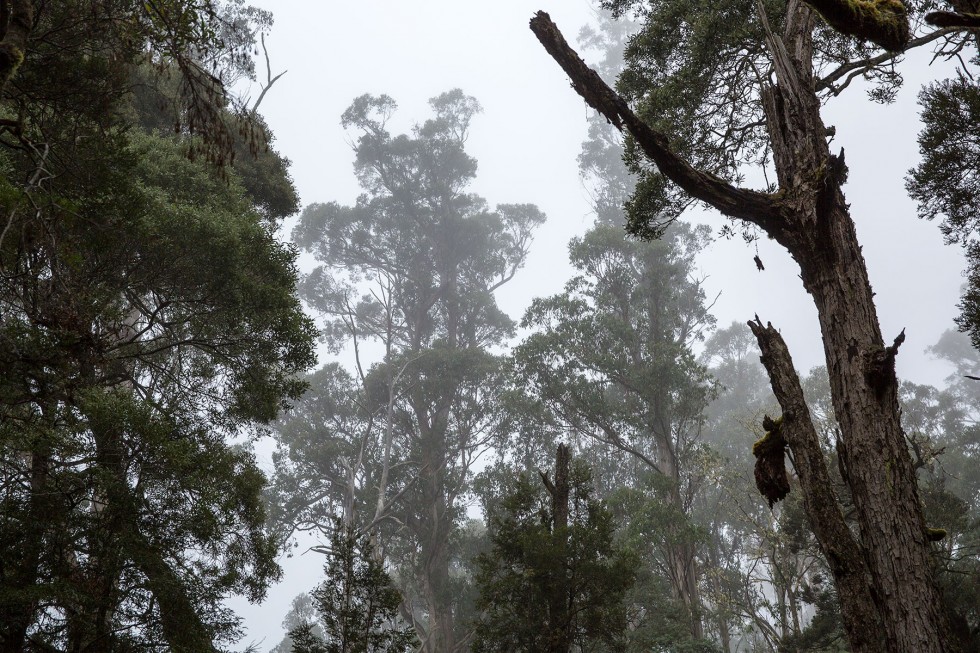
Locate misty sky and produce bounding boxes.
[230,1,970,647]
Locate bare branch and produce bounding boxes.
[817,28,955,94]
[250,33,287,115]
[529,11,783,232]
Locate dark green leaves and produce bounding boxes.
[908,76,980,350]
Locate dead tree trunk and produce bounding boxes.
[530,7,952,652]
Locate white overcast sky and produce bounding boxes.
[230,1,970,648]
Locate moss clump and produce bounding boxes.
[753,415,790,508]
[810,0,910,52]
[925,527,948,542]
[0,44,26,91]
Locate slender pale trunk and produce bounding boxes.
[661,434,704,639]
[417,404,455,653]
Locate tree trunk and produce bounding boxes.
[541,444,573,653]
[658,450,704,639]
[530,7,953,651]
[416,406,456,653]
[0,0,32,94]
[757,5,950,650]
[0,450,49,653]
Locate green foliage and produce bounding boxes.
[512,221,716,489]
[0,3,315,648]
[598,0,938,238]
[289,527,416,653]
[907,76,980,351]
[293,91,544,354]
[906,72,980,244]
[473,460,635,653]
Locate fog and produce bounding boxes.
[232,0,969,647]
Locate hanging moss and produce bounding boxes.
[0,43,25,91]
[753,415,790,508]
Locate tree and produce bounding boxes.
[512,219,716,640]
[0,3,316,650]
[289,526,416,653]
[907,74,980,352]
[274,90,545,653]
[472,444,634,653]
[270,593,324,653]
[529,1,962,649]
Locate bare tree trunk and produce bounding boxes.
[706,532,733,652]
[529,8,952,651]
[666,482,703,639]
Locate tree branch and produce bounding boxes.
[529,11,783,232]
[925,10,980,29]
[747,316,887,651]
[816,28,956,94]
[802,0,910,51]
[250,33,287,115]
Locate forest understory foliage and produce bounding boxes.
[0,1,979,653]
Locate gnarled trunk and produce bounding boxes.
[756,4,949,650]
[530,7,953,651]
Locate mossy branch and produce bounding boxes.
[804,0,910,52]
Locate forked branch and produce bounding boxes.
[529,11,783,233]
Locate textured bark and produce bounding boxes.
[532,8,952,652]
[748,319,886,651]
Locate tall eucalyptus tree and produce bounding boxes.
[274,90,545,653]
